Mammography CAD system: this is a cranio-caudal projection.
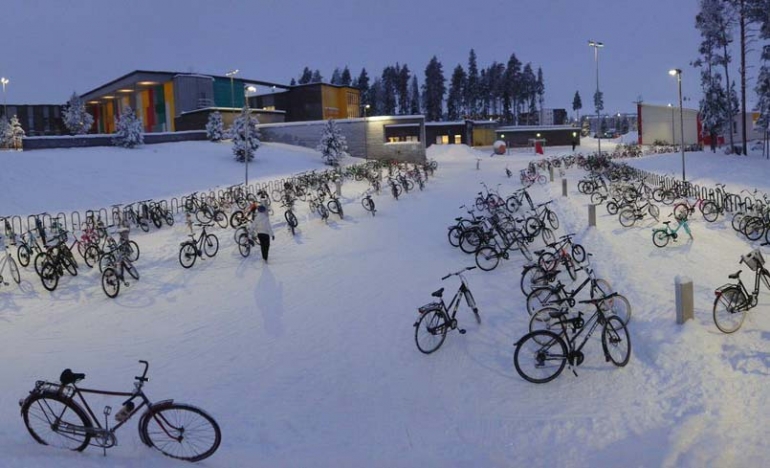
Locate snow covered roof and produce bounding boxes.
[497,125,576,132]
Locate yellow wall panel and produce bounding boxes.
[164,82,175,131]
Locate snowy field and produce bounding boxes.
[1,139,770,467]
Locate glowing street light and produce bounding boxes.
[669,68,686,181]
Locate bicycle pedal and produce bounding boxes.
[458,329,466,334]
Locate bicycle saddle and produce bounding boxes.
[60,369,85,385]
[663,221,671,225]
[431,288,444,298]
[728,270,742,279]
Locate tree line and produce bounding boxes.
[290,49,547,124]
[695,0,770,154]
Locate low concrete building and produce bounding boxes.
[495,125,580,148]
[637,103,700,146]
[257,116,426,163]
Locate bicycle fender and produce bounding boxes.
[137,399,175,446]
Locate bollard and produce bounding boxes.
[549,166,554,182]
[562,178,568,197]
[588,204,596,227]
[476,158,481,170]
[675,276,694,324]
[335,179,342,196]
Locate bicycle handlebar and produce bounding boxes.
[441,266,476,280]
[135,360,149,383]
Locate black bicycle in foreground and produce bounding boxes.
[19,360,221,462]
[413,266,480,354]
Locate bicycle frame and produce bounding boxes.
[553,309,607,364]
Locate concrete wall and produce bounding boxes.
[257,116,427,163]
[639,104,699,145]
[22,130,207,150]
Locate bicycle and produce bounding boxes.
[618,199,660,227]
[361,189,377,217]
[19,360,220,462]
[525,265,624,322]
[713,249,770,333]
[178,222,219,269]
[101,246,139,298]
[413,266,480,354]
[0,233,21,287]
[513,293,631,383]
[651,216,693,247]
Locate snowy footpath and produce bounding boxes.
[1,141,769,467]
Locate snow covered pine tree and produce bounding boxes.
[316,119,349,166]
[62,92,94,135]
[206,111,225,142]
[9,115,25,150]
[231,107,260,162]
[112,107,144,148]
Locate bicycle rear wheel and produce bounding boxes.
[102,267,120,298]
[139,403,221,462]
[475,246,501,271]
[21,393,92,451]
[602,316,631,366]
[513,330,567,384]
[237,233,251,258]
[713,286,747,333]
[204,234,219,257]
[414,308,448,354]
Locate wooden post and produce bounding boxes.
[335,179,342,196]
[549,166,554,182]
[675,276,694,324]
[588,204,596,227]
[476,158,481,170]
[562,179,568,197]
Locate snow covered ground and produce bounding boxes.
[1,140,770,467]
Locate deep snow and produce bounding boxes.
[1,139,770,467]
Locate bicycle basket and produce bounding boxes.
[741,249,765,272]
[418,302,441,314]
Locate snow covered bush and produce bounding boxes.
[62,92,94,135]
[231,107,260,162]
[112,106,144,148]
[10,115,25,150]
[0,116,11,149]
[316,119,349,166]
[205,111,225,141]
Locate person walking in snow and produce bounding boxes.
[249,204,274,262]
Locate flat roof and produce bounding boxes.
[80,69,292,102]
[497,125,576,132]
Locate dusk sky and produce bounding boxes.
[1,0,753,115]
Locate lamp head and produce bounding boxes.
[668,69,681,76]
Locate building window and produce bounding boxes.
[438,135,448,144]
[454,135,462,144]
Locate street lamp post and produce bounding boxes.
[588,40,604,156]
[225,69,239,116]
[669,68,686,181]
[244,85,258,187]
[668,103,675,145]
[1,77,9,118]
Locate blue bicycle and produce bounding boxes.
[651,216,692,248]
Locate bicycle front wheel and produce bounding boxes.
[9,256,20,284]
[700,201,719,222]
[22,393,92,451]
[204,234,219,258]
[602,316,631,367]
[513,330,567,384]
[140,403,221,462]
[713,286,747,333]
[414,308,448,354]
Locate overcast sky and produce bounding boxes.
[1,0,752,115]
